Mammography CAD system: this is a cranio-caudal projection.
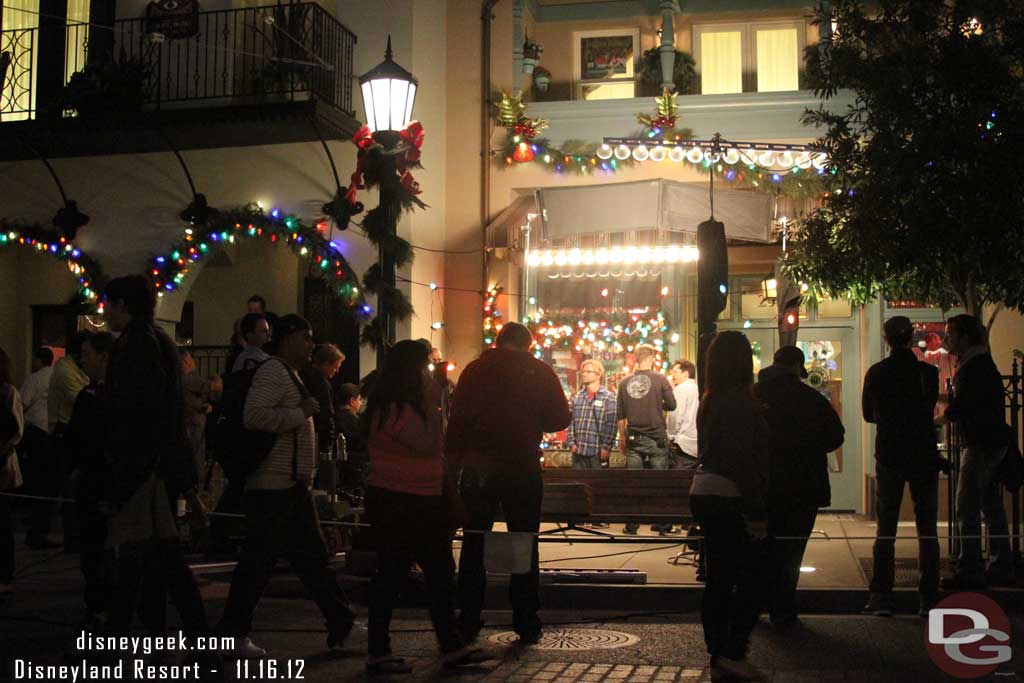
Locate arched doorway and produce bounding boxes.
[0,229,102,385]
[149,206,366,382]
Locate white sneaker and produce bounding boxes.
[223,637,266,659]
[711,656,766,681]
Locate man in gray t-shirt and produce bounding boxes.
[616,344,677,534]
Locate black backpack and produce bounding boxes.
[212,358,305,482]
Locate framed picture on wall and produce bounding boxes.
[573,29,639,99]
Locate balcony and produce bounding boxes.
[522,90,857,147]
[0,3,358,160]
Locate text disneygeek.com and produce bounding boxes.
[11,632,237,681]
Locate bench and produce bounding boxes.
[541,468,695,526]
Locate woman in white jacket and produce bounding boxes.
[0,347,25,596]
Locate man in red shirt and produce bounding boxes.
[447,323,570,645]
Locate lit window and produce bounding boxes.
[695,21,805,95]
[699,31,743,94]
[756,28,799,92]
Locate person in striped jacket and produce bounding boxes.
[216,314,355,659]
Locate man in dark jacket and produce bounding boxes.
[941,314,1014,589]
[99,276,218,677]
[447,322,571,645]
[755,346,844,627]
[862,316,941,617]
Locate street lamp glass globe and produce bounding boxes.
[359,36,418,133]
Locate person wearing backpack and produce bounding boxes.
[0,347,25,598]
[216,314,355,658]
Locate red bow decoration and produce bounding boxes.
[398,120,425,168]
[345,121,426,207]
[353,125,375,150]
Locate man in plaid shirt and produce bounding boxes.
[566,359,618,470]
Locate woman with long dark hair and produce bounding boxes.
[363,340,487,674]
[689,331,771,680]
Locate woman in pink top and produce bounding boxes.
[364,340,488,674]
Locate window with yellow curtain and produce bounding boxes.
[699,31,742,95]
[756,27,799,92]
[1,0,40,120]
[64,0,90,84]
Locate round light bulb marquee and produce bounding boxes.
[526,245,699,268]
[602,137,829,175]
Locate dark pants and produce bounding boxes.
[365,486,462,657]
[457,469,542,637]
[217,485,352,638]
[77,487,111,616]
[0,494,13,583]
[691,494,767,662]
[625,433,672,533]
[768,504,817,620]
[871,463,939,598]
[20,426,58,543]
[210,478,245,546]
[671,444,700,471]
[957,445,1013,580]
[107,542,210,640]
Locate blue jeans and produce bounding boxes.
[572,453,601,469]
[625,433,672,532]
[957,445,1013,579]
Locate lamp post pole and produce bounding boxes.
[359,36,418,370]
[375,131,401,371]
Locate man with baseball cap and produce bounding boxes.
[217,314,355,657]
[862,316,941,617]
[755,345,844,627]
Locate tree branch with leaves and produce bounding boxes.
[785,0,1024,331]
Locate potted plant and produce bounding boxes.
[532,65,552,93]
[635,47,696,96]
[59,48,150,119]
[522,36,543,74]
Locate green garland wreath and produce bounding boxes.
[0,222,106,308]
[147,200,366,315]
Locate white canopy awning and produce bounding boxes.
[537,179,772,243]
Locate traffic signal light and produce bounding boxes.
[778,294,801,347]
[697,219,728,328]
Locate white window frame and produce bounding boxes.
[572,28,639,101]
[693,20,806,95]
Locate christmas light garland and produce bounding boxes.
[495,89,833,198]
[524,310,674,360]
[0,224,105,308]
[147,202,366,315]
[482,286,503,347]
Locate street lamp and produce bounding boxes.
[359,36,418,368]
[360,36,418,141]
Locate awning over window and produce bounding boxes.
[537,179,772,243]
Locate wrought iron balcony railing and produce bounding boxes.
[0,2,356,123]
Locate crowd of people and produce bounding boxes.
[0,281,1017,679]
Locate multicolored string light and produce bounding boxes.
[0,225,104,308]
[148,203,366,314]
[482,286,503,347]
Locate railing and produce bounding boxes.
[0,3,356,122]
[182,345,232,379]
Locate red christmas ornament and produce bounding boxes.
[512,142,535,162]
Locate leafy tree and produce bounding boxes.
[785,0,1024,329]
